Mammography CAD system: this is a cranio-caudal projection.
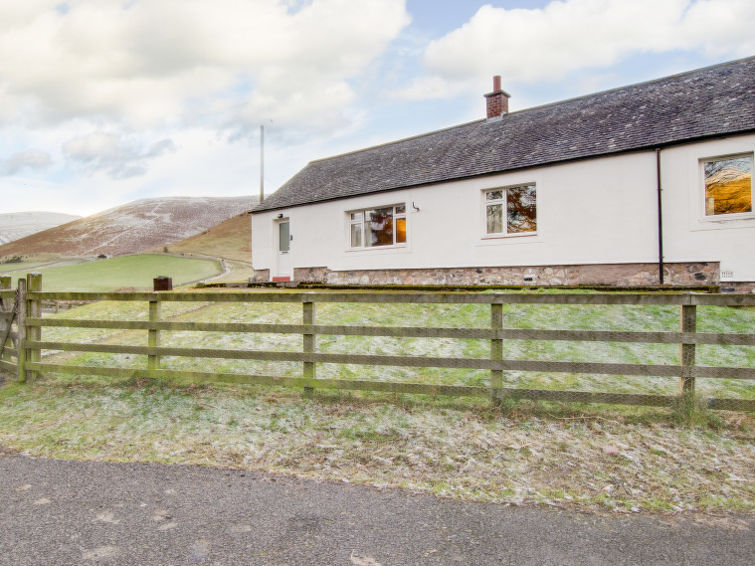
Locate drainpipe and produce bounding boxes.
[656,148,664,285]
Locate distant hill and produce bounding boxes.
[0,212,81,245]
[0,196,255,259]
[157,211,252,263]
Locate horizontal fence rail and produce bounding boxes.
[30,290,755,306]
[24,341,755,380]
[1,273,754,411]
[25,318,755,345]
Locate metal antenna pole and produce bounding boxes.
[259,124,264,204]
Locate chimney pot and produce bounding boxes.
[484,75,510,119]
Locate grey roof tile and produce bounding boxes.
[254,57,755,213]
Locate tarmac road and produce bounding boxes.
[0,454,752,565]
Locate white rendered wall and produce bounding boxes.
[252,136,754,282]
[660,134,755,282]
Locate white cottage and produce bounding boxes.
[251,57,755,291]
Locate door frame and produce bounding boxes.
[273,217,292,281]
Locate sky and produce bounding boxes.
[1,0,753,216]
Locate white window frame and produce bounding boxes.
[482,183,537,238]
[347,203,407,250]
[700,153,754,221]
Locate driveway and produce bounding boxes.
[0,454,752,565]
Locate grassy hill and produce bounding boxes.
[158,212,252,263]
[0,196,255,260]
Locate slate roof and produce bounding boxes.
[254,57,755,213]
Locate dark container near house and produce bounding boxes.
[153,276,173,291]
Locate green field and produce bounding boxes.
[8,254,221,291]
[0,260,70,274]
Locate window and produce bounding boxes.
[703,155,752,216]
[278,220,290,253]
[484,184,536,235]
[348,204,406,248]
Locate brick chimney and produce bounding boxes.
[484,75,510,119]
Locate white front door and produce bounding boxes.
[274,218,291,280]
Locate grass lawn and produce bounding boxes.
[0,289,753,513]
[8,254,221,291]
[0,260,76,274]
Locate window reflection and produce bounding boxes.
[348,204,407,248]
[704,156,752,216]
[366,207,394,246]
[507,186,537,233]
[396,216,407,243]
[485,184,536,235]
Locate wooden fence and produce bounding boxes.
[1,273,754,411]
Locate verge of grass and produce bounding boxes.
[0,375,752,514]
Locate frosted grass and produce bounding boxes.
[35,294,754,400]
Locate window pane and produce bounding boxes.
[350,211,363,221]
[704,156,752,215]
[396,217,406,243]
[366,207,394,246]
[395,204,406,214]
[278,221,290,253]
[486,190,502,201]
[507,185,537,233]
[486,204,503,234]
[350,222,362,247]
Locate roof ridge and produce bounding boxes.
[507,55,755,116]
[306,56,754,166]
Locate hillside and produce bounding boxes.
[0,212,81,245]
[0,196,255,259]
[158,211,252,262]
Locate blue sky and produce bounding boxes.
[0,0,752,216]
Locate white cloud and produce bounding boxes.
[0,0,409,193]
[62,132,176,179]
[0,149,53,175]
[0,0,410,135]
[394,0,754,100]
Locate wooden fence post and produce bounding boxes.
[0,276,11,364]
[26,273,42,383]
[491,303,503,404]
[302,300,316,397]
[16,278,27,383]
[147,298,161,371]
[680,303,696,397]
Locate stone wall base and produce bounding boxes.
[250,269,270,283]
[719,281,755,293]
[292,262,722,288]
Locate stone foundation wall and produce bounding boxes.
[719,281,755,293]
[293,262,722,288]
[250,269,270,283]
